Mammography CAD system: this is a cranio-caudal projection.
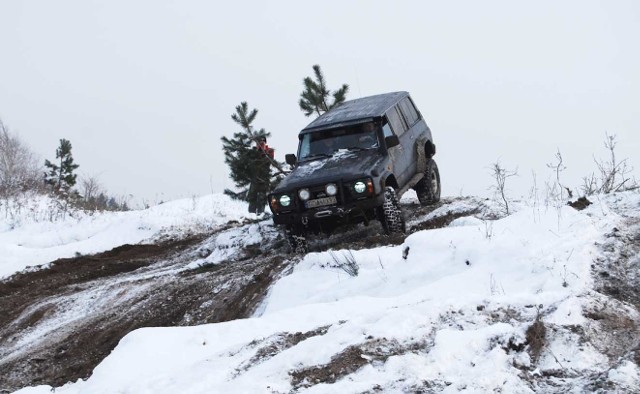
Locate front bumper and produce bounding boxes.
[272,193,384,227]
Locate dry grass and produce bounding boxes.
[526,314,547,363]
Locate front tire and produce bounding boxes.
[379,186,406,234]
[415,158,441,205]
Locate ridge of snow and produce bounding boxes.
[15,193,640,393]
[0,193,258,279]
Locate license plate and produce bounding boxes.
[305,196,337,209]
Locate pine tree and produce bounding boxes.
[299,64,349,117]
[221,102,283,213]
[44,138,79,195]
[221,102,268,195]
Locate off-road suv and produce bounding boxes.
[268,91,440,252]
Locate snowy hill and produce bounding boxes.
[11,192,640,393]
[0,193,259,279]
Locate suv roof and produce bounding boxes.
[301,91,409,133]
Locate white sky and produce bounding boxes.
[1,0,638,205]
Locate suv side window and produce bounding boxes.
[399,98,420,127]
[387,106,407,136]
[382,119,394,138]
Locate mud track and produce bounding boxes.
[0,229,289,392]
[0,197,482,392]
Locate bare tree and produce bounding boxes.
[546,149,572,200]
[594,133,638,194]
[580,172,598,196]
[78,174,105,210]
[80,174,103,201]
[490,160,518,215]
[0,119,42,197]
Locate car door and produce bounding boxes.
[385,105,412,186]
[397,97,422,178]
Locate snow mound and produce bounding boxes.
[18,193,640,393]
[0,193,257,279]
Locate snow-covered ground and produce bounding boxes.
[14,192,640,393]
[0,193,258,279]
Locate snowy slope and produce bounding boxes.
[15,193,640,393]
[0,193,258,279]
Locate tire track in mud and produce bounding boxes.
[0,197,483,392]
[0,228,290,392]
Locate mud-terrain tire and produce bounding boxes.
[415,158,441,205]
[285,227,308,254]
[379,186,406,234]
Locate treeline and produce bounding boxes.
[0,119,129,212]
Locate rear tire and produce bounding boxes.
[379,186,406,234]
[415,159,441,205]
[285,227,308,254]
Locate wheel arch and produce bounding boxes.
[425,140,436,158]
[383,174,399,190]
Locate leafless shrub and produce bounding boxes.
[592,133,638,194]
[546,149,573,201]
[329,250,359,277]
[529,171,541,223]
[581,172,599,196]
[73,174,131,212]
[526,306,547,363]
[0,119,42,198]
[489,273,505,296]
[80,174,103,202]
[489,160,518,215]
[482,219,494,240]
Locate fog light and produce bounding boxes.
[298,189,310,201]
[326,184,338,196]
[279,195,291,207]
[354,181,366,193]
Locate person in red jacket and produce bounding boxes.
[257,137,275,158]
[248,137,274,214]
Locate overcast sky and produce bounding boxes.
[1,1,638,206]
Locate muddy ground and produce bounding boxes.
[0,231,288,392]
[0,198,480,392]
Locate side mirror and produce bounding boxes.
[285,154,297,166]
[385,135,400,148]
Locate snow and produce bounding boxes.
[186,222,279,269]
[11,192,640,393]
[608,361,640,389]
[0,193,258,279]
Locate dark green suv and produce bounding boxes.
[269,91,440,252]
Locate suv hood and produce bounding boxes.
[275,149,385,192]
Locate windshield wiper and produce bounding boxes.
[345,146,368,151]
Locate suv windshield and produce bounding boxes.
[299,122,380,161]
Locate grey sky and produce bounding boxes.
[1,1,638,205]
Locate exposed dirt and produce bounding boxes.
[0,230,290,392]
[525,315,547,363]
[233,325,332,378]
[596,209,640,302]
[567,196,592,211]
[589,217,640,367]
[0,197,485,392]
[290,337,428,390]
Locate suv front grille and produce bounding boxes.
[294,179,371,212]
[302,183,343,210]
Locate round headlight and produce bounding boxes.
[325,183,338,196]
[279,195,291,207]
[354,181,367,193]
[298,189,310,201]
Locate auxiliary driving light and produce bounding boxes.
[298,189,310,201]
[325,184,338,196]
